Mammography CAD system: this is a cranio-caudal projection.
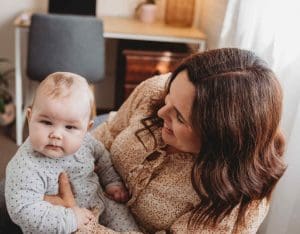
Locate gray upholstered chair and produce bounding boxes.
[15,13,105,145]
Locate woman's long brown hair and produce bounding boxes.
[138,48,286,230]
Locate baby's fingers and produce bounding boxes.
[114,191,123,201]
[118,191,129,203]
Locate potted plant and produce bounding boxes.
[135,0,157,24]
[0,58,15,126]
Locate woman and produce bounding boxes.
[1,48,286,233]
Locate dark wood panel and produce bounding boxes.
[123,50,187,84]
[114,40,191,109]
[122,50,188,102]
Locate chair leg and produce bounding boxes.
[89,84,97,119]
[15,27,23,146]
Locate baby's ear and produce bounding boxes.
[88,120,94,130]
[26,107,32,122]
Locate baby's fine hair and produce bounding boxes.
[32,72,95,120]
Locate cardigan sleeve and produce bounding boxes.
[77,223,142,234]
[169,199,269,234]
[76,198,268,234]
[234,199,269,234]
[91,73,169,150]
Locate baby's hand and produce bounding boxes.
[72,206,94,229]
[105,184,129,203]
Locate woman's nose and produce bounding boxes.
[157,104,171,121]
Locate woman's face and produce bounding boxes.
[157,70,201,154]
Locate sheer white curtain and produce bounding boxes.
[219,0,300,233]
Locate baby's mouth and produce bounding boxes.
[46,144,62,150]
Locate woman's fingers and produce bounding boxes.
[85,208,94,221]
[58,172,76,207]
[44,173,77,208]
[44,195,65,206]
[72,207,94,228]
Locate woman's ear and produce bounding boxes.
[88,120,94,130]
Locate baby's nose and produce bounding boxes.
[49,129,62,140]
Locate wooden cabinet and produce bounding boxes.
[123,49,188,100]
[114,40,191,108]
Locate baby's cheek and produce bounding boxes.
[29,129,46,150]
[65,137,83,154]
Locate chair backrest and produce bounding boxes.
[27,13,105,83]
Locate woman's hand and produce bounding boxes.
[72,206,94,229]
[44,172,95,230]
[44,172,76,208]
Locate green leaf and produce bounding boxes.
[0,99,5,113]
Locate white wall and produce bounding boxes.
[0,0,47,61]
[0,0,227,109]
[0,0,47,108]
[200,0,228,49]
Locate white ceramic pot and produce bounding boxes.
[138,4,157,24]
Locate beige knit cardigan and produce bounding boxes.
[79,74,269,234]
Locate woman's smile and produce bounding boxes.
[162,124,173,135]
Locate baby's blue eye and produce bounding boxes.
[66,125,77,130]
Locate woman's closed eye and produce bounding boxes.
[176,111,185,124]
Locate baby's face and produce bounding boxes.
[27,92,92,158]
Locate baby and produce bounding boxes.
[5,72,138,233]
